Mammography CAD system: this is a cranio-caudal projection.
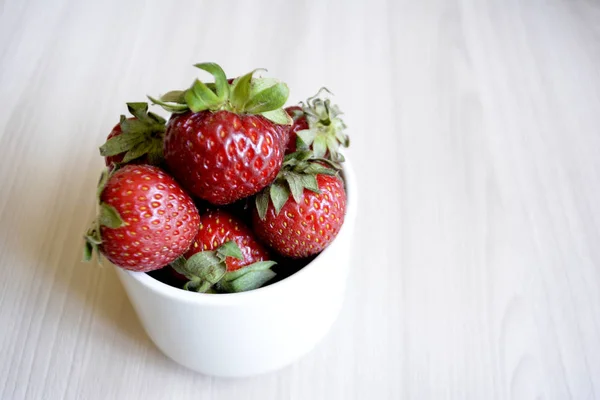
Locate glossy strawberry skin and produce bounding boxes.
[164,110,284,205]
[185,209,269,272]
[252,174,346,258]
[100,165,200,272]
[284,106,309,154]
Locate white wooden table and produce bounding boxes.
[1,0,600,398]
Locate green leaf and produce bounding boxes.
[314,157,343,171]
[147,95,190,113]
[230,69,261,111]
[284,150,313,163]
[84,233,102,246]
[193,63,229,100]
[148,112,166,125]
[270,182,290,215]
[82,241,93,262]
[121,118,157,135]
[145,140,164,165]
[98,203,125,228]
[249,77,279,97]
[326,133,341,159]
[296,129,317,146]
[96,169,109,200]
[196,281,214,293]
[303,162,337,176]
[218,260,277,292]
[283,151,312,170]
[199,263,226,284]
[330,151,345,163]
[126,102,150,121]
[295,136,309,151]
[222,260,277,281]
[184,79,221,112]
[298,174,320,193]
[122,140,153,163]
[260,109,293,125]
[99,130,145,157]
[185,251,221,275]
[181,251,227,293]
[183,277,202,291]
[219,268,276,293]
[284,172,304,204]
[297,88,349,162]
[170,256,188,277]
[160,90,186,103]
[255,190,270,220]
[244,82,289,113]
[216,241,243,260]
[313,134,327,158]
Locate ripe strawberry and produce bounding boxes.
[283,106,308,154]
[185,209,270,271]
[253,155,347,258]
[149,63,293,205]
[163,111,285,205]
[284,89,349,162]
[83,165,200,272]
[169,209,276,293]
[99,102,166,170]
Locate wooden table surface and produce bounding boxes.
[1,0,600,399]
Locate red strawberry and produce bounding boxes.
[169,209,276,293]
[149,63,293,205]
[163,111,284,205]
[283,89,349,162]
[185,209,270,271]
[99,103,166,170]
[283,105,308,154]
[83,165,200,272]
[253,157,347,258]
[274,121,292,153]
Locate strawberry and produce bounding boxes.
[170,209,276,293]
[149,63,293,205]
[284,89,349,162]
[253,154,347,258]
[83,165,200,272]
[283,106,308,154]
[99,103,166,170]
[185,209,270,271]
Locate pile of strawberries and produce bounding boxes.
[83,63,349,293]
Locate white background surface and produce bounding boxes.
[1,0,600,399]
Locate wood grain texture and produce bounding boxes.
[1,0,600,398]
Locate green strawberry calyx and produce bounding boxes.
[148,62,293,125]
[170,241,277,293]
[83,169,125,263]
[255,151,341,220]
[99,102,166,166]
[294,88,349,163]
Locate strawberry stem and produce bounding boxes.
[148,62,293,125]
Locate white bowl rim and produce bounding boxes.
[118,159,358,306]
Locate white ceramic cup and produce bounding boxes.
[115,161,358,378]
